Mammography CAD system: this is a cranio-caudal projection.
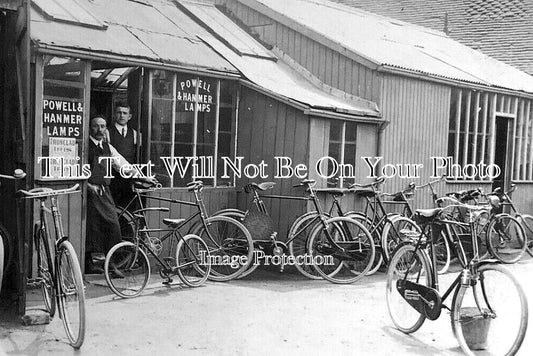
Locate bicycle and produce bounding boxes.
[19,184,85,349]
[487,184,531,261]
[386,198,528,355]
[0,169,25,296]
[104,184,212,298]
[216,180,375,283]
[115,180,253,282]
[346,177,420,275]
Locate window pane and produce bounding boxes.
[330,120,342,142]
[345,122,357,142]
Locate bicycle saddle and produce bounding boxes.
[162,218,186,228]
[351,189,376,198]
[317,188,349,197]
[244,182,275,193]
[415,208,442,218]
[187,181,203,191]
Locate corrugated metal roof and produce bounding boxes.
[239,0,533,93]
[187,2,379,118]
[30,0,238,74]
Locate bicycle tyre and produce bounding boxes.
[345,212,383,276]
[487,214,526,264]
[104,241,150,298]
[451,263,528,356]
[517,214,533,257]
[0,223,14,272]
[434,229,451,274]
[35,225,56,317]
[56,241,85,349]
[211,210,259,280]
[116,206,136,242]
[381,216,421,263]
[176,234,211,287]
[190,216,253,282]
[287,211,325,280]
[386,243,433,334]
[307,216,375,284]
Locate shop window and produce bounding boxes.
[447,89,493,181]
[37,55,88,180]
[327,120,357,187]
[149,70,237,187]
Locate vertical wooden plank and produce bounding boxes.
[521,99,529,180]
[324,49,332,86]
[337,55,346,92]
[489,93,497,166]
[318,45,326,82]
[511,98,520,180]
[480,92,489,164]
[454,90,462,164]
[471,92,480,167]
[331,51,340,88]
[528,101,533,180]
[351,62,360,96]
[294,32,302,64]
[463,90,471,167]
[312,40,320,77]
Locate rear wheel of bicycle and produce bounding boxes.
[307,217,375,284]
[451,263,528,356]
[57,241,85,349]
[176,234,211,287]
[104,241,150,298]
[517,214,533,257]
[386,243,432,334]
[346,212,383,275]
[191,216,253,282]
[36,225,56,317]
[288,211,325,280]
[0,223,14,273]
[487,214,526,263]
[434,230,451,274]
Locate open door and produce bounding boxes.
[492,116,512,191]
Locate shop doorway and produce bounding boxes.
[492,116,511,190]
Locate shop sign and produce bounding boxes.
[42,98,83,138]
[176,78,214,112]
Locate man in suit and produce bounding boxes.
[108,102,139,209]
[86,115,154,274]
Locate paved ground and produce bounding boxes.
[1,256,532,356]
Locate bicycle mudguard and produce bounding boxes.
[396,279,442,320]
[472,258,500,270]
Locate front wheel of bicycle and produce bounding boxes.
[104,241,150,298]
[517,214,533,257]
[451,263,528,356]
[287,211,325,280]
[191,216,253,282]
[176,234,211,287]
[307,216,375,284]
[57,241,85,349]
[487,214,526,264]
[386,243,433,334]
[36,225,56,317]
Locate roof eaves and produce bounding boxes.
[379,63,533,99]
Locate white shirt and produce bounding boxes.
[89,135,130,171]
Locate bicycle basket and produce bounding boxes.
[243,211,274,240]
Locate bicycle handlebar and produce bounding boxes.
[0,169,26,180]
[414,175,446,190]
[292,179,316,188]
[18,184,80,199]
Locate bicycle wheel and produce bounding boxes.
[56,241,85,349]
[451,263,528,356]
[35,225,56,317]
[191,216,253,282]
[307,216,375,284]
[386,243,433,333]
[287,211,324,280]
[176,234,211,287]
[517,214,533,257]
[487,214,526,263]
[381,216,421,263]
[346,212,383,275]
[116,206,136,241]
[434,230,451,274]
[0,223,14,272]
[104,241,150,298]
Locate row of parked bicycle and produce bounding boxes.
[1,171,531,352]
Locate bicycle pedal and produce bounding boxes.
[162,278,173,285]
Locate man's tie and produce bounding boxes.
[122,127,126,137]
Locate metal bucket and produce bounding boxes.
[460,307,491,350]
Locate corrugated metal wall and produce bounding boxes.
[217,0,380,103]
[380,74,451,209]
